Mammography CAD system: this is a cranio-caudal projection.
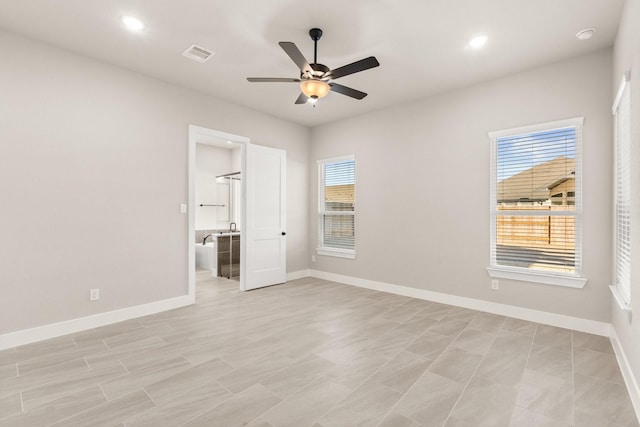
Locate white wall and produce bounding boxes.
[310,49,613,323]
[195,144,232,230]
[612,0,640,402]
[0,30,310,334]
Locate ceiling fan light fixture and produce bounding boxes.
[300,79,330,99]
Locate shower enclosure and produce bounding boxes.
[216,172,241,279]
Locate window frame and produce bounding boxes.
[487,117,586,288]
[317,155,356,259]
[610,72,632,311]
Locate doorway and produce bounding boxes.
[188,125,248,300]
[188,125,288,300]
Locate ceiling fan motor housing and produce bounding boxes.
[302,63,330,80]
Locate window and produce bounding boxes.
[488,118,585,287]
[317,156,356,258]
[612,73,631,308]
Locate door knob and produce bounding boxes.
[281,232,287,236]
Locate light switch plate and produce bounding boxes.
[180,203,187,214]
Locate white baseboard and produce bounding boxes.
[610,328,640,422]
[287,269,311,281]
[0,294,194,351]
[309,269,611,336]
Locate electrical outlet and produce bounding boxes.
[89,288,100,301]
[311,255,316,262]
[491,280,499,290]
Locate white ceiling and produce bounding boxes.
[0,0,624,127]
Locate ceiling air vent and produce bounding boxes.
[182,44,214,63]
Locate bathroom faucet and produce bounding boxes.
[230,222,237,232]
[202,234,213,245]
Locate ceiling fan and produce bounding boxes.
[247,28,380,105]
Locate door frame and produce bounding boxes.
[188,125,248,299]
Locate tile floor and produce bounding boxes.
[0,273,638,426]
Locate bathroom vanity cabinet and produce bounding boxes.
[216,234,240,279]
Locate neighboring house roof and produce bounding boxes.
[497,156,575,203]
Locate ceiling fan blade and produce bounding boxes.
[247,77,300,82]
[295,93,309,104]
[328,83,367,100]
[329,56,380,80]
[279,42,312,74]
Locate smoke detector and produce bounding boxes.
[576,28,596,41]
[182,44,215,63]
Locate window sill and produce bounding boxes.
[487,266,587,288]
[609,285,632,316]
[317,248,356,259]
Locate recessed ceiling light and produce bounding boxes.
[122,16,145,32]
[576,28,596,40]
[469,35,488,49]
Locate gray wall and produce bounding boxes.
[0,30,310,334]
[612,0,640,394]
[310,49,613,322]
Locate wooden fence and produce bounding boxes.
[497,205,575,251]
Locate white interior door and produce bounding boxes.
[243,143,286,290]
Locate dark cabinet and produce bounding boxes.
[217,235,240,279]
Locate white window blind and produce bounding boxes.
[614,76,631,304]
[317,156,355,257]
[489,118,583,284]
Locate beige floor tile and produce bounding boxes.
[474,349,527,387]
[394,372,465,427]
[466,312,505,334]
[16,340,107,376]
[144,357,234,404]
[449,376,517,426]
[428,347,483,384]
[405,331,454,359]
[394,312,439,336]
[124,380,233,427]
[100,356,191,400]
[0,362,17,381]
[378,412,424,427]
[502,318,537,337]
[84,336,166,370]
[370,351,433,393]
[533,325,572,353]
[262,376,352,427]
[451,328,495,355]
[573,347,625,384]
[183,383,281,427]
[317,379,403,427]
[246,418,275,427]
[516,370,574,425]
[572,331,614,354]
[21,359,127,411]
[49,390,154,427]
[490,329,534,355]
[2,277,637,427]
[0,393,22,421]
[0,386,106,427]
[429,318,470,337]
[525,345,573,383]
[574,375,639,426]
[1,358,90,401]
[509,406,572,427]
